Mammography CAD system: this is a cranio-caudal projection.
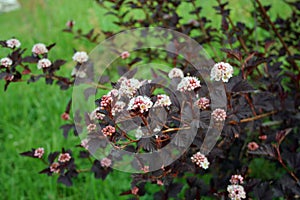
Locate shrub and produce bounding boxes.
[1,0,300,199]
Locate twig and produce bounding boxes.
[274,144,300,184]
[229,110,277,125]
[162,127,190,134]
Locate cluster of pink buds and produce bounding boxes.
[127,95,153,113]
[50,162,60,173]
[58,153,71,163]
[66,20,75,29]
[196,97,210,110]
[247,142,259,151]
[102,125,116,136]
[61,112,70,120]
[177,76,201,92]
[34,147,44,158]
[100,94,113,108]
[211,108,227,122]
[230,174,244,185]
[121,51,130,59]
[191,152,210,169]
[227,174,246,200]
[100,157,112,168]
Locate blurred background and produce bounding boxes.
[0,0,293,199]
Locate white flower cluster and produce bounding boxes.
[227,185,246,200]
[168,68,184,79]
[154,94,172,107]
[32,43,48,55]
[127,95,153,113]
[191,152,210,169]
[0,57,12,67]
[6,38,21,48]
[37,58,51,69]
[210,62,233,82]
[119,78,141,97]
[177,76,201,92]
[211,108,227,122]
[72,51,89,63]
[34,147,44,158]
[227,175,246,200]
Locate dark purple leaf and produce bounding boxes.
[20,149,35,158]
[22,56,39,63]
[57,175,72,186]
[60,124,75,138]
[46,43,56,51]
[48,151,59,163]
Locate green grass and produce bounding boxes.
[0,0,294,199]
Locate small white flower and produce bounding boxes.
[227,185,246,200]
[6,38,21,48]
[1,57,13,67]
[201,160,210,169]
[37,58,52,69]
[168,68,184,79]
[210,62,233,82]
[34,147,44,158]
[127,95,153,113]
[119,78,141,97]
[72,51,89,63]
[32,43,48,55]
[191,151,210,170]
[177,76,201,91]
[154,94,172,107]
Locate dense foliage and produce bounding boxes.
[1,0,300,199]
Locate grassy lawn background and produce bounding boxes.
[0,0,293,199]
